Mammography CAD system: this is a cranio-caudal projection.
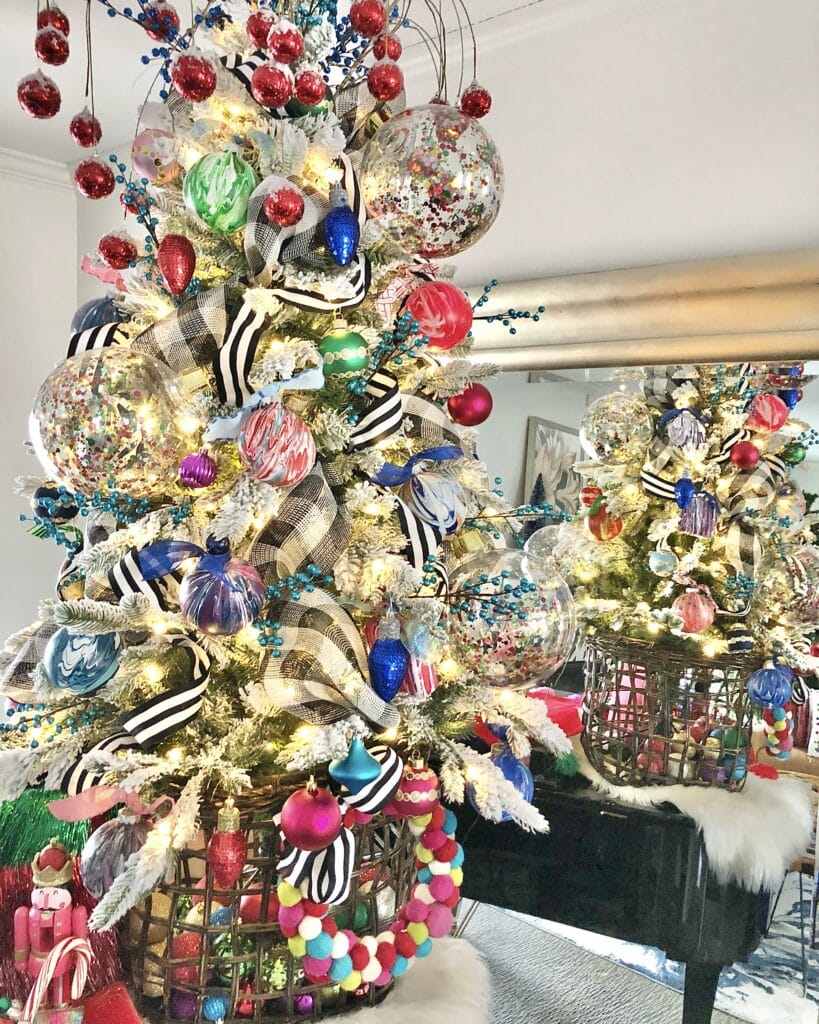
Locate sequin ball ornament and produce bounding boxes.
[580,392,654,463]
[18,71,61,119]
[207,798,247,889]
[69,107,102,147]
[30,347,195,496]
[74,159,115,199]
[360,103,504,258]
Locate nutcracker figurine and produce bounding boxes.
[14,840,88,1009]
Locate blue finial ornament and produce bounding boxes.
[323,186,359,266]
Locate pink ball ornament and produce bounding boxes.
[729,440,760,470]
[280,785,343,851]
[405,280,473,350]
[447,383,493,426]
[745,393,789,432]
[671,589,717,635]
[388,760,440,818]
[238,402,316,487]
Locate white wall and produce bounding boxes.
[76,186,127,306]
[0,151,78,635]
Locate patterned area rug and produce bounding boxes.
[511,872,817,1024]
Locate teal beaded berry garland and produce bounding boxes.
[318,327,369,377]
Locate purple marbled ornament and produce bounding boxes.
[667,409,706,448]
[179,450,217,488]
[679,491,719,538]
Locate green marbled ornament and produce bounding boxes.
[781,441,807,466]
[318,328,369,377]
[182,151,258,233]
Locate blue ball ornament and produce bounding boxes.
[467,744,533,822]
[778,389,800,409]
[648,549,678,577]
[202,994,230,1022]
[329,737,381,793]
[368,638,409,702]
[179,538,265,636]
[70,296,121,334]
[747,665,792,708]
[209,906,233,926]
[323,186,359,266]
[43,628,122,694]
[674,477,696,510]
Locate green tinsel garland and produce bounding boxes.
[0,789,90,866]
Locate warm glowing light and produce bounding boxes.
[371,559,385,574]
[465,766,482,782]
[365,502,381,515]
[264,741,275,753]
[381,727,398,742]
[498,688,513,703]
[647,622,661,635]
[702,642,717,658]
[295,725,315,742]
[438,656,459,675]
[144,663,162,685]
[151,620,169,635]
[167,746,184,765]
[176,413,201,436]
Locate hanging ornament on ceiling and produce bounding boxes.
[349,0,388,37]
[171,52,217,102]
[679,490,719,538]
[37,6,70,35]
[180,537,265,636]
[319,326,369,377]
[367,612,410,703]
[251,61,294,108]
[238,401,316,487]
[329,738,382,794]
[323,187,360,266]
[367,60,404,102]
[131,128,179,185]
[207,798,247,890]
[670,588,717,634]
[280,781,343,851]
[267,19,304,63]
[459,82,492,118]
[17,71,61,119]
[157,234,196,296]
[374,34,402,59]
[745,393,789,432]
[405,280,473,350]
[246,9,274,47]
[69,107,101,148]
[293,66,326,107]
[74,158,115,199]
[447,383,492,425]
[183,151,258,233]
[80,810,149,899]
[263,184,305,227]
[144,1,180,41]
[98,232,138,270]
[35,27,69,66]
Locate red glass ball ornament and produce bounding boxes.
[98,232,138,270]
[144,2,180,41]
[246,9,274,48]
[729,440,760,470]
[349,0,387,37]
[294,67,326,107]
[263,185,305,227]
[251,62,294,109]
[459,82,492,119]
[69,107,102,147]
[580,485,603,507]
[373,34,402,60]
[171,53,217,102]
[157,234,196,296]
[405,280,473,350]
[35,27,69,66]
[586,503,623,542]
[745,393,789,432]
[280,786,342,851]
[74,159,115,199]
[267,20,304,64]
[170,932,202,984]
[37,7,70,35]
[447,383,493,426]
[17,71,61,120]
[388,761,440,818]
[367,60,403,102]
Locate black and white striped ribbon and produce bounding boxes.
[277,827,355,905]
[108,546,175,611]
[66,322,127,359]
[790,676,808,706]
[56,730,140,797]
[220,49,269,93]
[213,295,268,408]
[393,491,443,569]
[350,370,403,451]
[712,428,752,464]
[338,744,403,814]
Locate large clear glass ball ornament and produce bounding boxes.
[579,392,654,463]
[359,103,504,258]
[447,549,576,690]
[30,347,198,497]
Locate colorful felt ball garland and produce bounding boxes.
[275,799,462,992]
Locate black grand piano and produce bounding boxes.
[460,751,770,1024]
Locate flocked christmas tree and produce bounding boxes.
[2,2,577,981]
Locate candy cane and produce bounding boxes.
[20,938,92,1024]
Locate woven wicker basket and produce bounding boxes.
[582,635,755,790]
[124,771,416,1022]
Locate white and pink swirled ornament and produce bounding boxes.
[745,393,789,432]
[238,401,316,487]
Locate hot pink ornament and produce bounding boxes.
[388,760,440,818]
[280,785,342,851]
[238,402,316,487]
[405,280,473,350]
[447,382,493,426]
[671,589,717,634]
[179,451,217,488]
[745,393,789,432]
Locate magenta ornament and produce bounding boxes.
[280,785,342,851]
[179,451,217,488]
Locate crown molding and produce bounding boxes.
[0,147,72,191]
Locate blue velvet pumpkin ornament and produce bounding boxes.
[179,536,265,636]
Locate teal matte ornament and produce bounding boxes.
[182,151,258,233]
[329,738,381,794]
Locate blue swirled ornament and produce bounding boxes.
[648,549,678,577]
[43,628,122,694]
[401,472,467,536]
[747,665,792,708]
[179,538,265,636]
[70,296,121,334]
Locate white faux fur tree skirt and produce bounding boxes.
[326,939,488,1024]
